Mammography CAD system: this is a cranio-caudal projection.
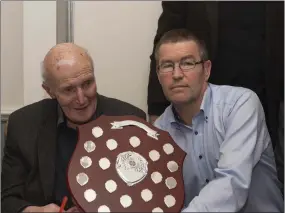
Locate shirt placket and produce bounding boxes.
[192,115,211,188]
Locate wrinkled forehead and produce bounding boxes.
[48,45,91,67]
[45,45,94,85]
[158,41,200,61]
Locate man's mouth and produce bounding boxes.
[171,85,188,90]
[75,106,88,110]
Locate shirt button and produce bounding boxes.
[194,131,198,135]
[199,155,202,159]
[205,116,208,119]
[206,179,210,183]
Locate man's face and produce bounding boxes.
[45,58,97,125]
[157,41,211,105]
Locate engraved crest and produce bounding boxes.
[116,151,148,186]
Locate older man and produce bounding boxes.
[1,43,146,213]
[154,29,283,212]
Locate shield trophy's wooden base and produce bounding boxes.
[67,115,186,212]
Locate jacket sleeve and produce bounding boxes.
[1,114,32,213]
[147,1,188,116]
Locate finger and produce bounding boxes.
[48,204,60,212]
[66,206,79,212]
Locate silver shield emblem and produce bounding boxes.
[116,151,148,186]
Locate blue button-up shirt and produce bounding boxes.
[154,83,283,212]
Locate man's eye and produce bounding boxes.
[183,61,195,66]
[161,63,173,68]
[83,80,92,88]
[64,87,73,93]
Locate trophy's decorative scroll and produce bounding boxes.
[67,115,186,212]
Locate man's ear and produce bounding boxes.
[42,83,56,99]
[203,60,212,81]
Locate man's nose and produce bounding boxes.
[172,65,184,79]
[75,88,86,105]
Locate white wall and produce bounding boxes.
[74,1,162,113]
[23,1,56,105]
[1,1,56,114]
[1,1,24,114]
[1,1,162,115]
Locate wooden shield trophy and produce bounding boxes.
[67,115,186,212]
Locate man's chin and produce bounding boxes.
[67,115,94,126]
[169,96,191,105]
[69,105,97,125]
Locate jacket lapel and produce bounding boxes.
[37,99,58,201]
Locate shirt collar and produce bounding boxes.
[167,84,212,125]
[200,83,212,117]
[57,93,103,127]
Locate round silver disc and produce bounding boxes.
[164,195,176,208]
[76,172,89,186]
[141,189,153,202]
[165,177,177,189]
[84,189,97,202]
[84,140,96,153]
[98,205,110,212]
[129,136,141,148]
[167,161,178,172]
[99,157,111,170]
[105,179,117,193]
[151,171,162,184]
[120,195,132,208]
[106,139,118,151]
[149,150,160,161]
[80,156,92,169]
[152,207,164,212]
[92,126,103,138]
[163,143,174,155]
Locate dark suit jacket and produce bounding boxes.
[1,94,146,213]
[147,0,284,186]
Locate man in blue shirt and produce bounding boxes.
[153,28,283,212]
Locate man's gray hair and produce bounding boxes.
[154,28,209,62]
[41,61,48,84]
